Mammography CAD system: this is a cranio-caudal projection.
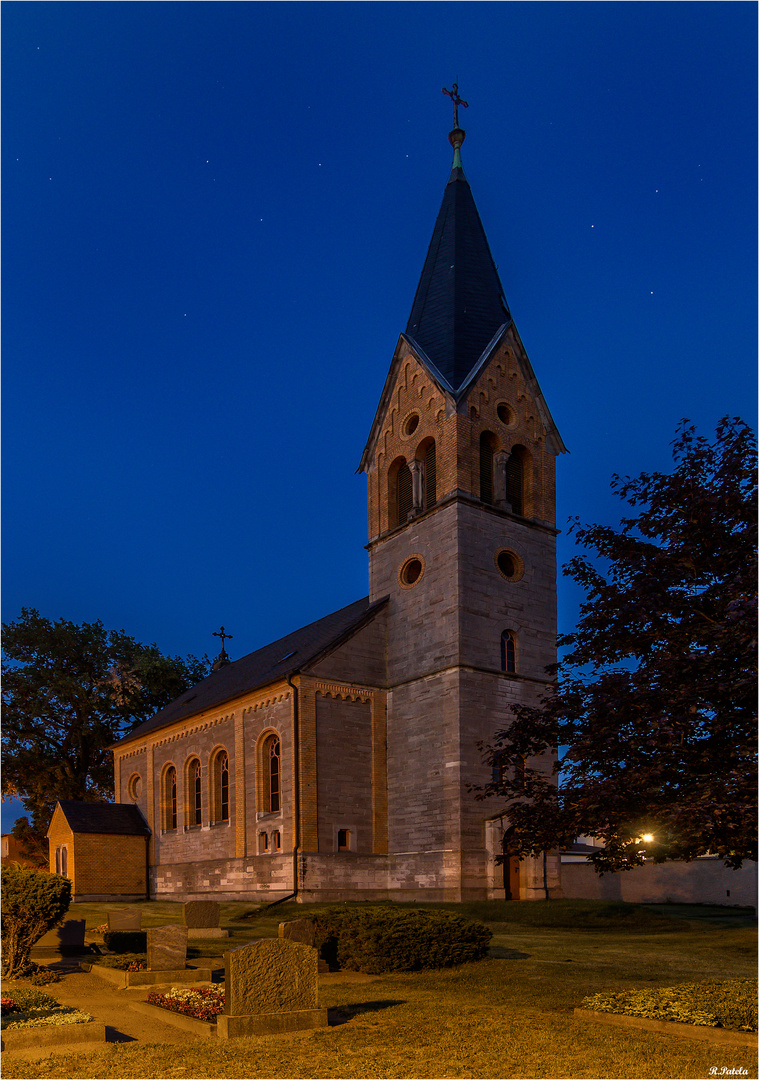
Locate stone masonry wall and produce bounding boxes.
[315,694,373,854]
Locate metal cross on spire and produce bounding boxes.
[213,626,233,650]
[442,81,468,129]
[212,626,233,669]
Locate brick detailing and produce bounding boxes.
[370,694,388,854]
[234,712,247,858]
[365,333,557,544]
[296,678,319,852]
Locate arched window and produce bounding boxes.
[55,845,68,877]
[501,630,516,673]
[424,440,436,509]
[262,734,281,813]
[506,450,524,516]
[211,750,230,823]
[397,461,413,525]
[187,757,202,826]
[480,432,497,504]
[163,766,177,831]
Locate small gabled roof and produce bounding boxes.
[115,595,388,748]
[51,801,150,837]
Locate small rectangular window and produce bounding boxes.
[259,832,269,854]
[272,830,281,851]
[337,829,350,851]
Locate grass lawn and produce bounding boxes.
[3,900,756,1079]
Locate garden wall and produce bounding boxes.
[561,857,757,908]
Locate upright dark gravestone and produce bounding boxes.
[279,919,328,972]
[183,901,228,938]
[107,909,142,931]
[217,938,328,1038]
[147,925,188,971]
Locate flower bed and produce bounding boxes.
[580,979,757,1032]
[0,988,93,1031]
[147,986,225,1022]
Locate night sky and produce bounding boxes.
[2,3,756,830]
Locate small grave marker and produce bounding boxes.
[107,909,141,931]
[147,925,187,971]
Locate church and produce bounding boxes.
[103,105,567,903]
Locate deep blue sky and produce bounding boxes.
[3,3,756,830]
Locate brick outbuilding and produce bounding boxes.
[47,801,150,901]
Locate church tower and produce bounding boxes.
[359,106,566,900]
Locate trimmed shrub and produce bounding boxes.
[1,865,71,978]
[102,930,147,953]
[311,906,492,974]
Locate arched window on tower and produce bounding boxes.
[424,440,436,509]
[506,449,524,516]
[397,461,413,525]
[480,432,498,504]
[262,734,281,813]
[501,630,516,673]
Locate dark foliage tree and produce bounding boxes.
[477,418,757,872]
[2,609,210,865]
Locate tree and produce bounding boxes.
[2,609,210,864]
[477,417,757,872]
[1,864,72,977]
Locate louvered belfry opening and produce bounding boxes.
[506,451,524,516]
[479,432,495,504]
[397,462,413,524]
[425,442,437,508]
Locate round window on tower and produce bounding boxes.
[495,548,524,583]
[399,554,425,588]
[402,413,420,438]
[496,402,515,426]
[127,773,142,801]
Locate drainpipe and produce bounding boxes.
[285,673,300,902]
[543,850,549,900]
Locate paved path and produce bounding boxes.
[9,958,379,1055]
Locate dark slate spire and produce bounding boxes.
[405,123,511,391]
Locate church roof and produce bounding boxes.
[51,800,150,836]
[405,146,511,391]
[115,595,387,747]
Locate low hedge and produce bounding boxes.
[581,979,757,1032]
[102,930,147,953]
[310,906,492,973]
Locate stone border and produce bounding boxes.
[2,1021,107,1054]
[574,1008,758,1047]
[82,962,213,988]
[129,1000,217,1037]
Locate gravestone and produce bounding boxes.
[279,919,328,972]
[278,919,314,946]
[107,909,141,931]
[217,938,328,1038]
[147,925,188,971]
[31,919,86,957]
[183,900,227,939]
